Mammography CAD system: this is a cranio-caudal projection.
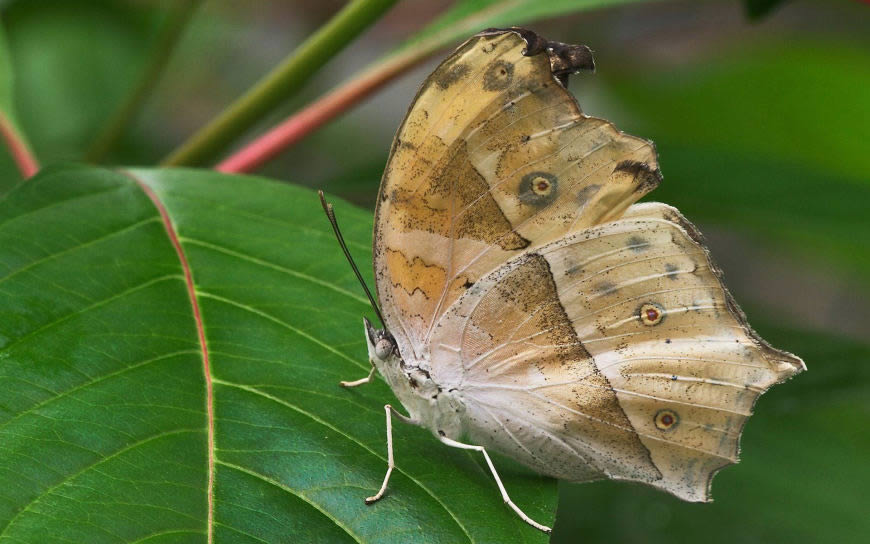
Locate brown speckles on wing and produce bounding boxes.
[430,253,661,484]
[435,63,470,90]
[391,138,530,251]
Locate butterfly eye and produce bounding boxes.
[639,303,665,326]
[374,338,394,360]
[654,409,679,431]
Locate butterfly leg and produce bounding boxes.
[340,359,376,388]
[438,435,552,534]
[366,404,417,504]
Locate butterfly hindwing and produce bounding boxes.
[428,202,804,500]
[427,250,663,485]
[374,29,661,358]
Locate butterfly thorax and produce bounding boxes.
[364,319,464,439]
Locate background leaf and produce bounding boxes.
[593,38,870,284]
[396,0,654,52]
[0,165,556,543]
[600,41,870,186]
[2,2,154,160]
[743,0,790,20]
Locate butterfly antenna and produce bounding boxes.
[318,190,387,330]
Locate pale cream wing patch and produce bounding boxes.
[373,29,661,359]
[429,202,805,501]
[428,251,662,485]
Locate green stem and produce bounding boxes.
[86,0,202,163]
[162,0,399,167]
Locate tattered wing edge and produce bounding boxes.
[630,202,806,502]
[477,27,595,85]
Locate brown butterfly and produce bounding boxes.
[322,27,805,533]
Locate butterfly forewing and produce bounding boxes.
[374,30,660,358]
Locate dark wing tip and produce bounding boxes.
[615,159,663,194]
[477,27,595,86]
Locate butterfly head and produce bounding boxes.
[364,316,399,366]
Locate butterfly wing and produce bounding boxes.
[373,29,661,359]
[428,203,805,501]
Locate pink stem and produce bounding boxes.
[0,113,39,178]
[216,50,422,174]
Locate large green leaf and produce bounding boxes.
[0,165,555,543]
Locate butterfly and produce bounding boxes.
[321,27,805,534]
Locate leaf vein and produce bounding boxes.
[180,237,367,304]
[0,275,186,356]
[212,379,474,542]
[215,461,364,544]
[0,350,200,432]
[0,429,203,537]
[0,217,160,286]
[196,292,367,372]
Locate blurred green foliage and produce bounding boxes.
[0,0,867,542]
[1,1,155,160]
[608,42,870,184]
[744,0,790,19]
[399,0,649,49]
[599,39,870,282]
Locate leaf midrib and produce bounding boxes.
[124,170,218,544]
